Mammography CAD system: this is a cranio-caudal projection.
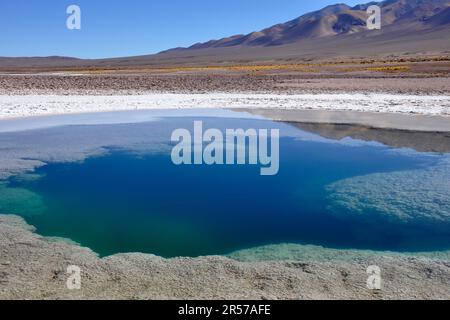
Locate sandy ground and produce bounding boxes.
[1,70,450,95]
[1,215,449,300]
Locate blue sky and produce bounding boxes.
[0,0,362,58]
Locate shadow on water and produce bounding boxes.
[285,122,450,153]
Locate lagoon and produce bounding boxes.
[0,112,449,257]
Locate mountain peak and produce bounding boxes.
[166,0,450,52]
[320,3,351,14]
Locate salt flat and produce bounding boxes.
[0,93,450,120]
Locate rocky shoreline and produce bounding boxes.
[0,214,449,300]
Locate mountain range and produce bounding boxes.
[1,0,450,68]
[166,0,450,51]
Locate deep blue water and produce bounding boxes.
[4,117,450,257]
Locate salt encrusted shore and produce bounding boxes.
[0,214,449,300]
[1,93,450,121]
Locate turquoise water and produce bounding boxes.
[2,116,450,257]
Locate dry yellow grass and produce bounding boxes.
[364,66,411,72]
[5,55,448,75]
[340,65,411,73]
[147,64,317,73]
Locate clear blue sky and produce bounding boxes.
[0,0,362,59]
